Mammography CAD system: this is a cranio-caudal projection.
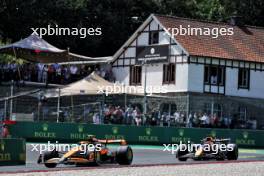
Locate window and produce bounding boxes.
[238,68,250,89]
[238,106,247,120]
[204,65,225,86]
[213,103,223,118]
[161,103,177,116]
[163,63,175,84]
[149,31,159,45]
[204,103,223,118]
[130,66,142,85]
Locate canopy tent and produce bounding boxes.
[0,34,106,63]
[56,56,112,65]
[43,72,146,98]
[44,71,121,98]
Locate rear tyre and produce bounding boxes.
[92,151,101,166]
[176,145,189,161]
[43,150,59,168]
[116,146,133,165]
[227,144,238,160]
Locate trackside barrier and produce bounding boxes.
[0,138,26,166]
[8,122,264,148]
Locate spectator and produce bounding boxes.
[37,63,44,82]
[211,74,217,84]
[42,65,48,83]
[95,68,101,76]
[212,113,219,127]
[1,124,10,138]
[93,113,100,124]
[125,105,133,125]
[31,64,38,82]
[133,106,142,126]
[70,65,78,82]
[63,66,70,84]
[56,65,62,83]
[200,113,209,127]
[165,113,171,127]
[186,113,193,127]
[100,68,106,78]
[113,106,123,124]
[173,111,180,124]
[193,112,199,127]
[48,65,55,83]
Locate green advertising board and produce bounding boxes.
[8,122,264,148]
[0,138,26,166]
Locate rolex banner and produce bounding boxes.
[136,44,169,64]
[0,138,26,166]
[8,122,264,148]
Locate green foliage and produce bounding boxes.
[0,0,263,58]
[0,41,24,64]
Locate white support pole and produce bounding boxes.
[143,63,147,115]
[124,93,127,109]
[10,80,14,119]
[71,93,74,121]
[211,100,214,116]
[56,88,61,123]
[4,99,7,121]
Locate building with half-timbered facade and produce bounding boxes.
[110,14,264,127]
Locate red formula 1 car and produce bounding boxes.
[176,137,238,161]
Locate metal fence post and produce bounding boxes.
[10,80,14,119]
[56,88,61,123]
[4,99,7,121]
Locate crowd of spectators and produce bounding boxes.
[0,62,115,85]
[95,104,257,129]
[102,105,143,126]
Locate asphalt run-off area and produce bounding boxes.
[1,143,264,175]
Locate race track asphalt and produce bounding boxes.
[0,143,264,174]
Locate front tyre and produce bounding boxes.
[176,145,189,161]
[116,146,133,165]
[43,150,59,168]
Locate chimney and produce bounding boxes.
[229,16,244,26]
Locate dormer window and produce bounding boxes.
[149,31,159,45]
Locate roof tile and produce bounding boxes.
[155,15,264,63]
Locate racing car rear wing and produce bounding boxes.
[97,139,127,145]
[214,138,231,143]
[201,138,231,143]
[79,139,127,145]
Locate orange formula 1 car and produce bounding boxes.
[37,136,133,168]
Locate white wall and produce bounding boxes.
[188,64,204,93]
[113,63,189,93]
[225,68,264,99]
[175,64,189,92]
[112,18,189,93]
[140,63,189,93]
[112,67,130,85]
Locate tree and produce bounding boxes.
[0,0,263,58]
